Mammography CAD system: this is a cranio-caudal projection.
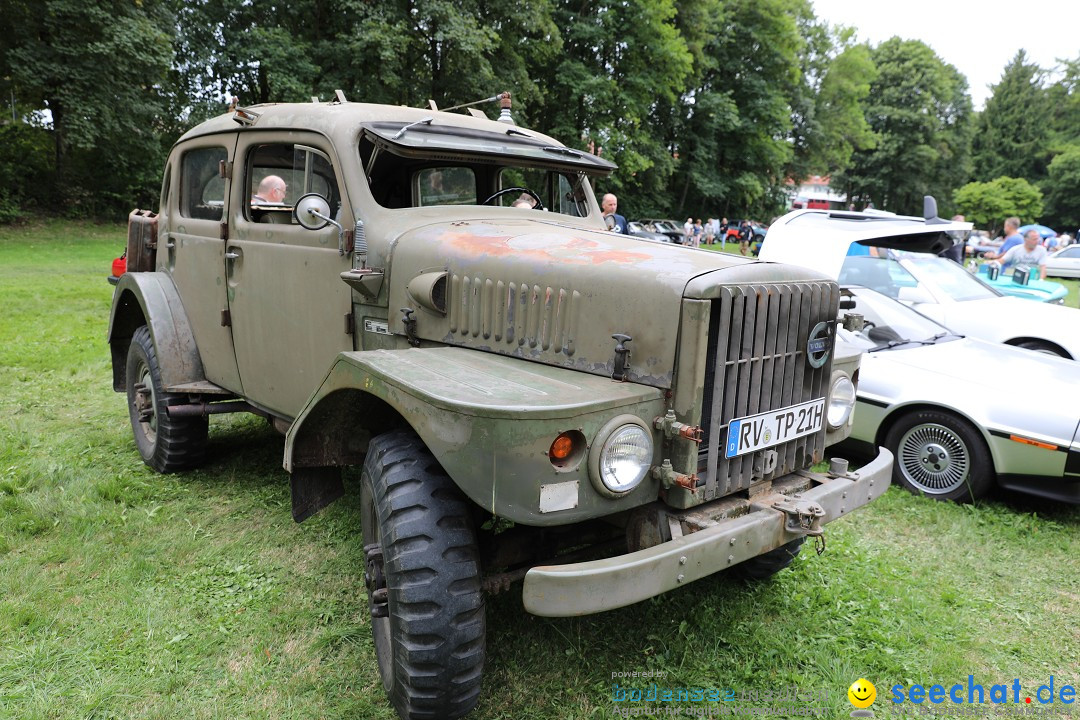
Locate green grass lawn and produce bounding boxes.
[2,221,1079,720]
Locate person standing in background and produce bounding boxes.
[601,193,628,233]
[986,217,1022,261]
[939,214,966,263]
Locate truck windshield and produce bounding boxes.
[359,124,602,217]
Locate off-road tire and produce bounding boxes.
[125,326,207,473]
[361,430,485,720]
[884,408,993,503]
[733,538,804,580]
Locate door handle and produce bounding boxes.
[225,252,240,260]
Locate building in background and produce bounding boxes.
[788,175,847,210]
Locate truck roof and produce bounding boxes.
[176,101,616,173]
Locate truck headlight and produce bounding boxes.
[827,374,856,430]
[590,417,652,496]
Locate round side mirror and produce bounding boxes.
[603,213,616,231]
[294,193,331,230]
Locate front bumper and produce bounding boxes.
[522,449,893,616]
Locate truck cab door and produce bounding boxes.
[161,137,244,394]
[226,135,353,418]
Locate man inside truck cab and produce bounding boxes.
[251,175,287,205]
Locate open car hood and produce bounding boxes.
[759,208,972,280]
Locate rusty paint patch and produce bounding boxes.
[432,227,654,265]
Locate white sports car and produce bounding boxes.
[760,207,1080,359]
[834,286,1080,503]
[1045,244,1080,279]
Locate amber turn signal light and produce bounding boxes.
[548,430,585,467]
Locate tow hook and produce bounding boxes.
[364,543,388,618]
[773,498,827,554]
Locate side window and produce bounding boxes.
[180,148,227,220]
[1061,247,1080,258]
[417,167,476,207]
[246,143,340,223]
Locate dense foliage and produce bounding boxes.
[0,1,1077,229]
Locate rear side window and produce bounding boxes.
[179,147,227,220]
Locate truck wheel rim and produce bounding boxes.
[897,423,969,494]
[361,480,394,691]
[135,362,158,442]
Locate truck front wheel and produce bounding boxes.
[361,430,485,720]
[125,326,207,473]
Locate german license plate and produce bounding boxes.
[724,398,825,458]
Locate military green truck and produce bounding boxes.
[108,94,892,719]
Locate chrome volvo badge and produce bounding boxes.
[807,321,832,369]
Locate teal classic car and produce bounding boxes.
[972,263,1068,304]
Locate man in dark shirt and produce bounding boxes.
[939,214,967,263]
[601,193,628,233]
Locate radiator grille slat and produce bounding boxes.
[698,281,838,498]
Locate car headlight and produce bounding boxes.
[827,374,857,430]
[590,417,653,496]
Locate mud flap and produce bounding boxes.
[291,466,344,522]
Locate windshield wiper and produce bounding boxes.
[392,117,433,139]
[542,146,583,158]
[868,332,955,352]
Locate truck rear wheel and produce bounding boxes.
[360,430,485,720]
[125,326,207,473]
[733,538,804,580]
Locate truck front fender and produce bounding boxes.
[284,347,666,525]
[107,272,205,392]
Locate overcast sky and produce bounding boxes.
[810,0,1079,109]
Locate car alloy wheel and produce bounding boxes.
[897,423,970,494]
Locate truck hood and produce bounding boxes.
[384,217,835,388]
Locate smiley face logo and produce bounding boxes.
[848,678,876,709]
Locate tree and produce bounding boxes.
[2,1,174,207]
[809,39,877,175]
[785,22,876,182]
[530,0,692,215]
[971,51,1050,183]
[835,38,972,215]
[952,176,1044,235]
[1042,146,1080,230]
[667,0,813,218]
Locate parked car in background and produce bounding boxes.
[760,208,1080,359]
[637,218,686,243]
[723,219,768,245]
[833,286,1080,504]
[1045,244,1080,279]
[627,221,672,243]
